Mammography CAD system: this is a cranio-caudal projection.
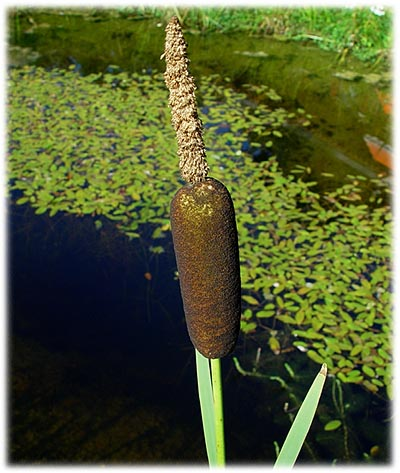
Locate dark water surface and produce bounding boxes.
[8,9,391,464]
[9,203,390,464]
[9,203,292,463]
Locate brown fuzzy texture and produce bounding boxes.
[170,178,241,358]
[163,16,209,184]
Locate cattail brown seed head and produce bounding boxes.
[170,178,241,358]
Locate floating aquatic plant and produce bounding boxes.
[7,58,391,396]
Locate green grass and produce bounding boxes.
[11,6,392,64]
[124,6,392,64]
[282,7,392,63]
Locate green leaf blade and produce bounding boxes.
[195,350,217,466]
[274,363,327,468]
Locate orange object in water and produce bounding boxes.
[375,89,392,115]
[363,134,392,169]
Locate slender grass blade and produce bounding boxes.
[274,363,327,468]
[196,350,217,465]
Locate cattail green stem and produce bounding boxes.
[211,358,225,466]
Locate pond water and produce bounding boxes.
[9,202,390,464]
[8,9,391,464]
[9,9,391,183]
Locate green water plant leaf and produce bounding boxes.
[324,419,342,431]
[274,364,327,468]
[195,350,217,466]
[8,65,392,395]
[242,295,259,305]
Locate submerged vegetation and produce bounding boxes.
[8,65,392,399]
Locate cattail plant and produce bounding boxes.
[164,16,241,465]
[164,16,241,360]
[163,16,327,467]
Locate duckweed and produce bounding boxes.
[8,65,392,396]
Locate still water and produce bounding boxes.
[8,9,391,464]
[9,9,391,178]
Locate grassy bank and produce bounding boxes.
[126,6,392,65]
[10,7,392,65]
